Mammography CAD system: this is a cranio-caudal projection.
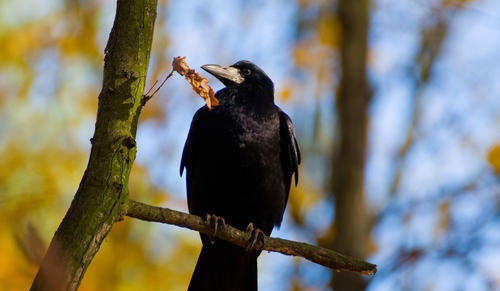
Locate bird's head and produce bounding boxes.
[201,60,274,103]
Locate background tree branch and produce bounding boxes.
[329,0,372,289]
[125,199,377,276]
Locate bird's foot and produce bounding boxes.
[205,214,226,239]
[245,223,266,251]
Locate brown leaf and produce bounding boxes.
[172,56,219,109]
[172,56,190,76]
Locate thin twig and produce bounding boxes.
[144,79,159,96]
[151,69,174,97]
[142,69,174,105]
[125,199,377,276]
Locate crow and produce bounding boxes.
[180,60,300,291]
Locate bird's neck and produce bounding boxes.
[237,88,274,114]
[217,86,275,115]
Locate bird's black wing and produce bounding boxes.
[180,106,209,215]
[278,109,301,211]
[180,112,197,177]
[180,105,211,176]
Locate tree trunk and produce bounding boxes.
[330,0,372,290]
[30,1,158,290]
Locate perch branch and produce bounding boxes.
[125,199,377,276]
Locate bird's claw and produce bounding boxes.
[245,223,266,251]
[205,214,226,239]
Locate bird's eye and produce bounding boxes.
[242,69,251,76]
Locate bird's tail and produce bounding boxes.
[188,240,258,291]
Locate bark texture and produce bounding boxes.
[30,1,158,290]
[330,0,372,290]
[126,200,377,276]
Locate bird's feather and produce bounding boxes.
[278,109,301,221]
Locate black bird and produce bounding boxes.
[180,60,300,291]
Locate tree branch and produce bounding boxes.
[30,1,158,290]
[330,0,372,289]
[125,199,377,276]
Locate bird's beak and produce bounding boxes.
[201,64,244,85]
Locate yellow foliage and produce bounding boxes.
[80,220,197,291]
[288,179,323,226]
[279,86,292,101]
[486,143,500,175]
[0,232,38,290]
[0,1,188,289]
[317,14,340,47]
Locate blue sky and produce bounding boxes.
[2,0,499,290]
[131,0,500,289]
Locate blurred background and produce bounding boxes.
[0,0,499,290]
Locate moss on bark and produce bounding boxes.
[30,1,158,290]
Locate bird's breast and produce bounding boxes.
[234,112,279,153]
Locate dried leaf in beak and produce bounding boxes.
[172,56,219,109]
